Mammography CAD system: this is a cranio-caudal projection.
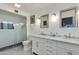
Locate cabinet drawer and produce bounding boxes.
[57,47,71,55]
[72,51,79,55]
[45,39,57,46]
[57,47,79,55]
[46,45,56,55]
[57,41,79,52]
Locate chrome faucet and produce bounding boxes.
[64,33,71,38]
[50,32,58,37]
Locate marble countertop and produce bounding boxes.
[30,34,79,45]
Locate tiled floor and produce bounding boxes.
[0,45,33,55]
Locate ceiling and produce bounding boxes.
[2,3,79,14]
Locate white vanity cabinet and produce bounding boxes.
[45,39,57,55]
[38,39,57,55]
[31,35,79,55]
[56,47,69,55]
[56,46,74,55]
[37,39,46,55]
[31,36,57,55]
[56,41,79,55]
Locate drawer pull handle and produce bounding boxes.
[68,52,72,55]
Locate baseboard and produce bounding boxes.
[33,52,38,55]
[0,42,22,51]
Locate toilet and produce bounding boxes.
[22,40,32,51]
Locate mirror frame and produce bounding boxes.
[60,6,78,28]
[40,14,49,28]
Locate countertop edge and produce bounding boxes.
[30,34,79,45]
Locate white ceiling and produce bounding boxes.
[2,3,79,14]
[4,3,56,12]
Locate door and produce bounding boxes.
[14,24,23,43]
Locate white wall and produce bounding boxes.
[0,8,27,48]
[30,4,79,38]
[0,3,31,40]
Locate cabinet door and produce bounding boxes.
[71,50,79,55]
[57,47,69,55]
[37,39,46,55]
[38,39,57,55]
[57,41,79,52]
[57,47,79,55]
[31,37,39,54]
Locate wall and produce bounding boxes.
[0,3,31,38]
[0,4,31,40]
[30,4,79,38]
[0,9,27,48]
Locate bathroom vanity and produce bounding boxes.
[31,34,79,55]
[30,6,79,55]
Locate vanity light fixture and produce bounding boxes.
[36,18,40,25]
[52,13,56,16]
[51,13,57,22]
[14,4,21,8]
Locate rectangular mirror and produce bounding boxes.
[30,15,35,24]
[40,14,49,28]
[60,6,78,28]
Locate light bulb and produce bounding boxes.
[14,4,21,8]
[51,15,57,22]
[36,18,40,24]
